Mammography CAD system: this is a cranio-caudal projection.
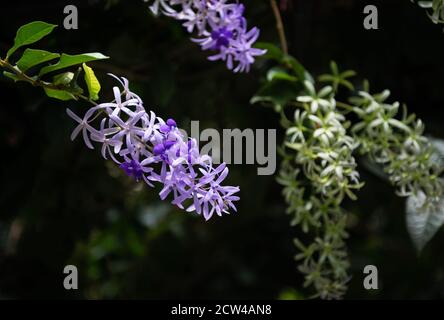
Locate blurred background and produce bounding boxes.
[0,0,444,299]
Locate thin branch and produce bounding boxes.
[0,59,155,152]
[270,0,289,56]
[0,58,97,106]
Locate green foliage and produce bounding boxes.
[319,61,355,92]
[6,21,57,59]
[39,53,108,76]
[16,49,59,72]
[53,71,75,86]
[82,63,101,101]
[253,43,444,298]
[0,21,107,102]
[267,67,298,82]
[250,45,311,113]
[250,79,301,113]
[2,71,20,82]
[254,42,284,61]
[72,217,147,298]
[254,42,312,82]
[43,87,77,101]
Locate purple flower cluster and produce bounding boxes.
[67,74,240,220]
[147,0,266,72]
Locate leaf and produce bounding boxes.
[39,53,109,76]
[43,87,77,101]
[267,67,298,82]
[250,79,302,112]
[16,49,60,73]
[429,136,444,166]
[254,42,284,62]
[406,191,444,252]
[330,61,339,75]
[51,71,83,95]
[282,56,313,83]
[3,71,20,82]
[6,21,57,59]
[53,72,74,86]
[82,63,101,100]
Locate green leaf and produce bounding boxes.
[43,87,77,101]
[319,61,356,92]
[406,191,444,252]
[82,63,101,100]
[39,53,109,76]
[53,72,74,86]
[282,56,313,83]
[267,67,298,82]
[6,21,57,59]
[251,79,302,112]
[16,49,60,72]
[3,71,20,82]
[254,42,284,61]
[51,71,84,96]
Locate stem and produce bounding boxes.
[270,0,289,55]
[0,58,97,106]
[0,59,156,152]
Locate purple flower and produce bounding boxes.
[166,118,177,127]
[147,0,266,72]
[211,27,233,49]
[120,159,144,181]
[67,74,240,220]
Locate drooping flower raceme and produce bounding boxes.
[350,89,443,207]
[279,80,363,299]
[146,0,266,72]
[67,74,240,220]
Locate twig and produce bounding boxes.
[270,0,289,56]
[0,58,97,106]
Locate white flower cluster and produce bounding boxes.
[287,81,362,200]
[350,89,443,203]
[279,80,363,299]
[274,63,444,299]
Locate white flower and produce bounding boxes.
[297,81,333,113]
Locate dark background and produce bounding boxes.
[0,0,444,299]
